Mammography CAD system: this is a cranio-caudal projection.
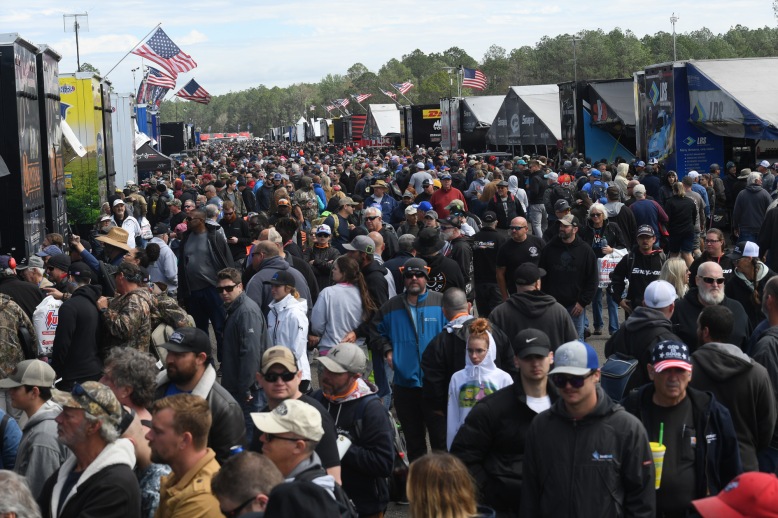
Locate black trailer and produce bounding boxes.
[160,121,187,155]
[0,33,47,257]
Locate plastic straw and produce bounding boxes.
[659,422,664,445]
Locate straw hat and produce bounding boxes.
[95,227,132,252]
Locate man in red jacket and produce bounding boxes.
[430,172,467,219]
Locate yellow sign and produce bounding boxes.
[423,109,441,119]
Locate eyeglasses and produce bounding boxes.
[510,225,527,231]
[704,239,722,244]
[263,432,309,443]
[221,496,256,518]
[315,233,330,238]
[72,383,113,415]
[263,371,298,383]
[550,371,593,389]
[216,284,238,293]
[700,276,725,285]
[365,215,381,221]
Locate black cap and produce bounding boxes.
[152,222,170,235]
[401,257,430,278]
[160,327,212,356]
[264,270,296,287]
[514,263,546,285]
[68,261,96,283]
[513,329,552,358]
[47,253,71,272]
[482,211,497,223]
[554,199,571,212]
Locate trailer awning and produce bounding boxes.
[365,105,401,138]
[487,85,562,146]
[462,95,504,131]
[589,80,636,126]
[686,58,778,140]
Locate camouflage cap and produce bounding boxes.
[52,381,123,426]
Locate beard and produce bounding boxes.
[699,287,725,306]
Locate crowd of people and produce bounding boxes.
[2,140,778,517]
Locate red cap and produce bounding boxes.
[692,472,778,518]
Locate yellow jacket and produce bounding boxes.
[155,448,222,518]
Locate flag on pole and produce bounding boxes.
[146,66,176,89]
[462,67,488,91]
[352,93,373,103]
[379,87,397,100]
[131,28,197,78]
[325,105,336,112]
[175,79,211,104]
[309,105,316,111]
[136,78,150,104]
[391,82,414,94]
[334,98,350,108]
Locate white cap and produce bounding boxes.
[644,280,677,309]
[760,160,771,168]
[112,199,125,207]
[405,205,418,215]
[687,171,700,179]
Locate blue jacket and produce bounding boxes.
[691,183,711,217]
[365,194,398,224]
[0,408,22,469]
[313,184,327,208]
[372,290,447,388]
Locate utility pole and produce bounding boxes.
[569,35,582,84]
[63,13,89,72]
[670,13,679,62]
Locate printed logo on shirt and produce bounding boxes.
[592,451,614,461]
[529,246,539,257]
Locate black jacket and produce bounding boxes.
[725,267,777,328]
[0,274,44,319]
[472,227,509,283]
[527,172,546,205]
[691,342,777,471]
[304,245,340,290]
[177,226,234,300]
[421,317,516,413]
[664,195,697,236]
[671,288,751,351]
[608,247,666,307]
[356,260,390,340]
[446,236,473,300]
[420,253,466,294]
[538,236,598,308]
[487,193,524,229]
[622,385,743,500]
[689,252,735,288]
[521,386,655,518]
[749,326,778,448]
[451,381,559,518]
[758,206,778,272]
[220,217,252,261]
[578,221,627,258]
[51,285,103,383]
[489,290,578,349]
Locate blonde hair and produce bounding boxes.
[407,453,478,518]
[659,257,689,299]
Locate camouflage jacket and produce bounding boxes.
[0,294,34,378]
[152,294,191,329]
[295,188,320,223]
[103,288,155,353]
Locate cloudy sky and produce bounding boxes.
[3,1,773,96]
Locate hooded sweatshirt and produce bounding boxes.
[311,283,366,351]
[733,184,773,233]
[691,342,777,471]
[725,262,776,327]
[446,333,513,449]
[268,294,310,381]
[489,290,578,349]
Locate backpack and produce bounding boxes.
[296,466,359,518]
[590,181,607,203]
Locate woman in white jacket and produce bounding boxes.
[446,318,513,450]
[266,270,311,392]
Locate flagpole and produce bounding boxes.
[104,22,162,79]
[457,66,463,98]
[391,84,413,105]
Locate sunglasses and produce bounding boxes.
[365,215,381,221]
[700,276,725,285]
[263,432,309,443]
[186,216,204,222]
[550,371,593,389]
[263,371,297,383]
[221,496,256,518]
[216,284,238,293]
[72,383,113,415]
[590,213,603,218]
[403,271,428,279]
[510,226,527,231]
[315,233,330,238]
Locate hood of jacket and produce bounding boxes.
[362,258,388,277]
[734,262,770,286]
[693,342,753,381]
[746,184,764,194]
[25,399,62,432]
[269,293,308,315]
[604,201,624,218]
[550,385,617,421]
[505,290,558,318]
[624,306,674,333]
[259,255,290,274]
[73,283,103,303]
[464,331,499,385]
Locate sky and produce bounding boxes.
[2,0,774,97]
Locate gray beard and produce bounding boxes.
[699,288,725,306]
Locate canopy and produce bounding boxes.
[364,104,401,139]
[136,142,172,171]
[487,85,561,146]
[462,95,504,131]
[686,58,778,140]
[588,80,636,126]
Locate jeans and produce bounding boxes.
[527,204,547,237]
[239,387,264,445]
[758,446,778,474]
[738,230,759,244]
[567,304,586,342]
[371,350,393,410]
[188,286,227,361]
[592,287,620,334]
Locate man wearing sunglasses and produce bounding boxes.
[671,261,751,351]
[39,381,140,518]
[521,340,655,518]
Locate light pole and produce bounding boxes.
[670,13,679,62]
[569,35,582,84]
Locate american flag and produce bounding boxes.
[334,98,350,107]
[380,87,397,100]
[391,82,414,95]
[352,93,373,103]
[462,67,488,91]
[136,79,150,104]
[325,105,336,112]
[131,28,197,78]
[146,67,176,89]
[175,79,211,104]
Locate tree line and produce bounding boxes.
[158,25,778,138]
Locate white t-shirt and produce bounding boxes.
[526,395,552,414]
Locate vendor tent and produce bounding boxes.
[686,58,778,140]
[588,80,636,126]
[363,104,401,139]
[136,142,172,172]
[462,95,504,132]
[487,85,561,150]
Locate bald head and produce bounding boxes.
[369,231,384,255]
[698,261,723,279]
[510,216,527,228]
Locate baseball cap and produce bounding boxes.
[401,257,430,278]
[726,241,759,261]
[497,180,509,187]
[517,159,527,165]
[16,255,44,271]
[250,399,324,442]
[643,280,677,309]
[648,158,659,165]
[687,170,700,179]
[422,179,432,188]
[47,254,71,272]
[554,199,571,212]
[544,172,558,182]
[264,270,297,287]
[159,327,212,356]
[0,359,56,388]
[338,197,359,207]
[277,198,290,206]
[482,211,497,223]
[405,205,418,215]
[402,190,414,198]
[439,173,452,180]
[636,225,655,237]
[152,222,170,235]
[651,339,692,373]
[261,345,298,374]
[343,235,375,255]
[549,341,599,376]
[416,161,425,169]
[273,173,283,180]
[636,160,646,167]
[36,245,62,258]
[112,198,125,207]
[424,210,438,220]
[692,471,778,518]
[418,201,433,212]
[317,343,366,374]
[440,215,461,229]
[558,214,579,227]
[68,261,96,283]
[513,329,551,359]
[52,381,123,427]
[760,160,771,168]
[514,263,546,286]
[315,224,332,236]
